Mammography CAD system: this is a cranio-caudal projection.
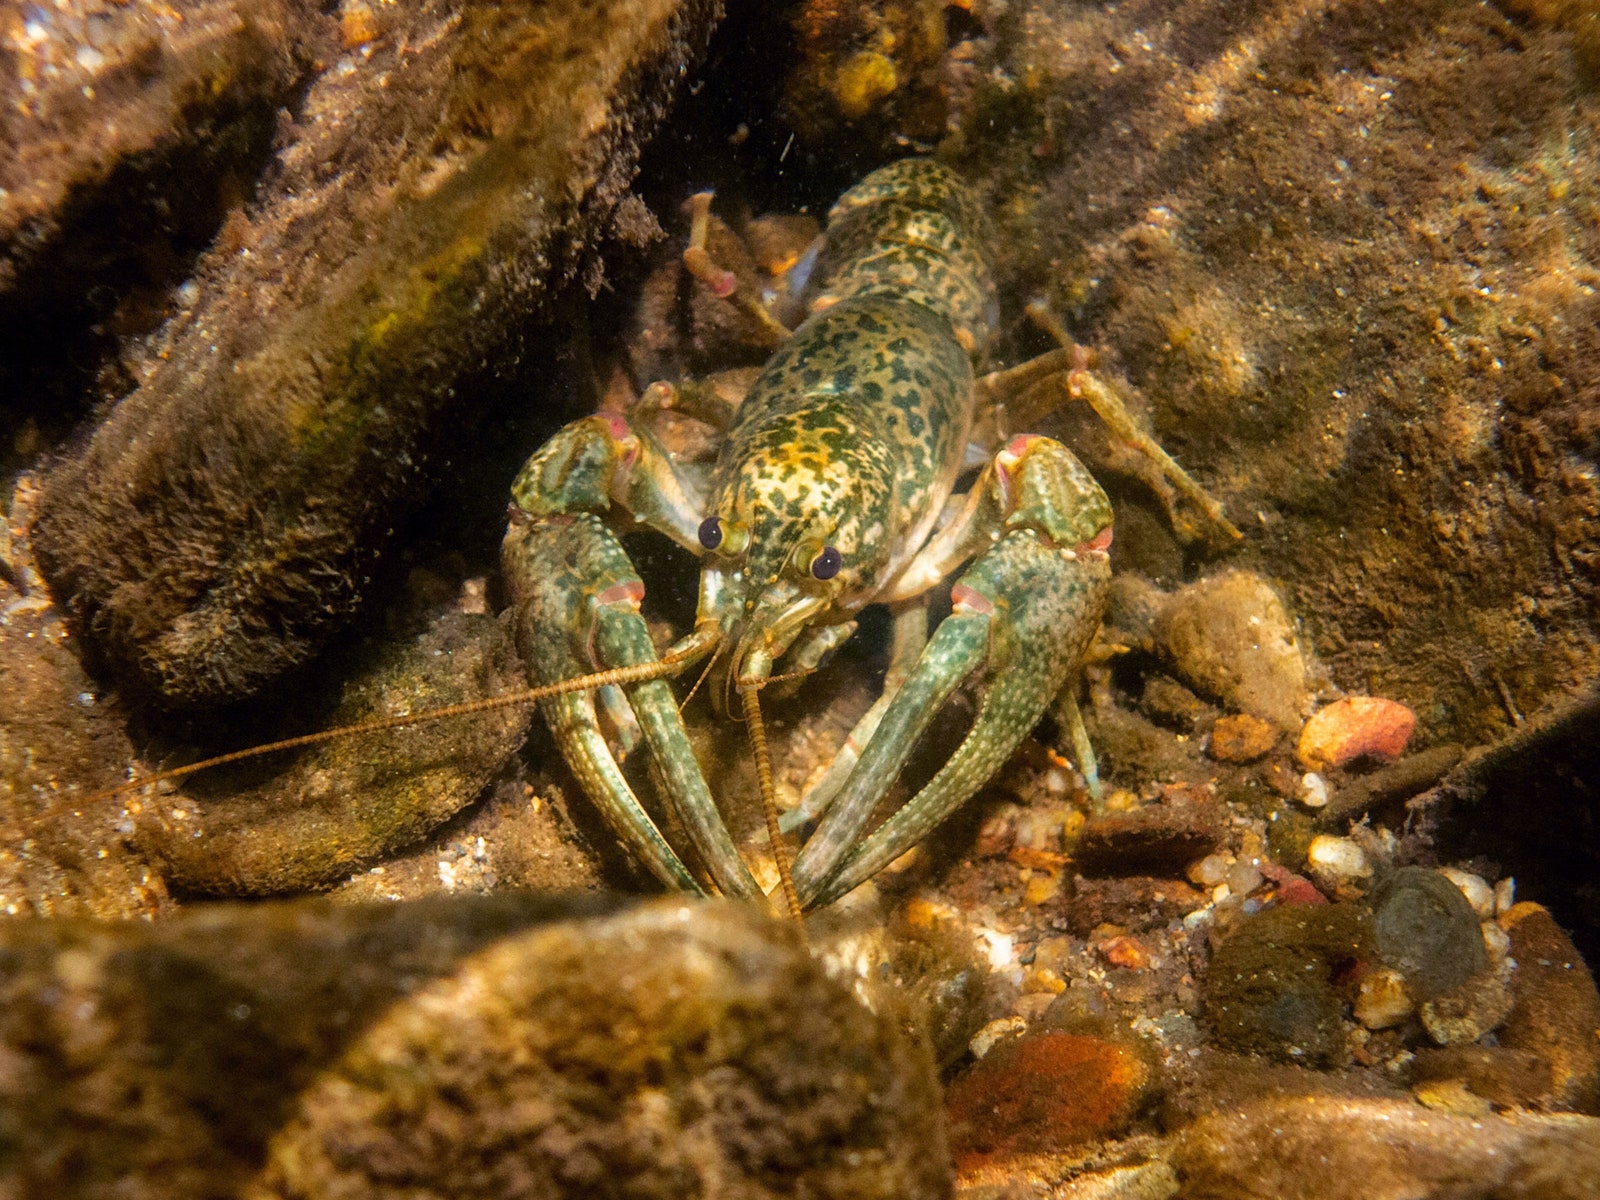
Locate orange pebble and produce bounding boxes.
[1296,696,1416,770]
[1097,935,1150,970]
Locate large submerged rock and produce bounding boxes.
[29,0,723,707]
[0,895,949,1199]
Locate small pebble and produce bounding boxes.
[1299,772,1329,809]
[1208,713,1279,763]
[1438,868,1495,920]
[1189,853,1232,888]
[1296,696,1416,771]
[1355,967,1414,1029]
[1226,861,1265,897]
[1024,873,1060,906]
[1098,935,1151,970]
[1412,1077,1493,1117]
[1305,834,1371,896]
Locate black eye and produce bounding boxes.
[810,545,842,580]
[698,516,723,550]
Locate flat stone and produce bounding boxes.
[1202,902,1373,1066]
[1063,875,1209,937]
[1171,1096,1600,1200]
[1073,796,1226,877]
[137,611,531,895]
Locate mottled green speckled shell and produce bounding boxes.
[809,159,998,355]
[708,161,994,609]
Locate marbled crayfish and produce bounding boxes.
[109,160,1237,915]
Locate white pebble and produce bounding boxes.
[1306,834,1372,893]
[1299,771,1329,809]
[1494,876,1516,916]
[1188,853,1232,888]
[1439,868,1495,920]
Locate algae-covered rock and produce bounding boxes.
[0,0,322,304]
[1499,902,1600,1112]
[32,0,723,707]
[1203,902,1372,1065]
[136,610,531,895]
[0,895,949,1200]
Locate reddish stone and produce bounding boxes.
[945,1032,1153,1171]
[1260,862,1329,906]
[1296,696,1416,771]
[1098,935,1151,970]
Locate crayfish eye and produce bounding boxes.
[810,545,842,580]
[698,516,724,551]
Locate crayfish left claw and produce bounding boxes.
[503,510,761,900]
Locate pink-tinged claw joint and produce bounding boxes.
[951,582,995,614]
[1076,525,1114,555]
[595,581,646,608]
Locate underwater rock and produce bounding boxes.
[1371,866,1488,1001]
[1150,570,1311,731]
[1140,673,1211,733]
[1498,902,1600,1112]
[1409,1045,1556,1111]
[943,1030,1154,1172]
[1064,875,1209,937]
[136,610,531,896]
[959,0,1600,748]
[780,0,953,157]
[1202,902,1373,1065]
[1073,793,1226,877]
[1297,696,1417,772]
[0,0,321,304]
[1208,712,1278,763]
[0,895,948,1200]
[1419,958,1516,1046]
[31,0,724,707]
[1169,1096,1600,1200]
[1305,834,1373,900]
[1353,966,1414,1030]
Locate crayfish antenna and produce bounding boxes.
[86,655,696,805]
[739,681,804,926]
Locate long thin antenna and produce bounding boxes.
[740,681,804,924]
[89,654,695,804]
[678,637,724,714]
